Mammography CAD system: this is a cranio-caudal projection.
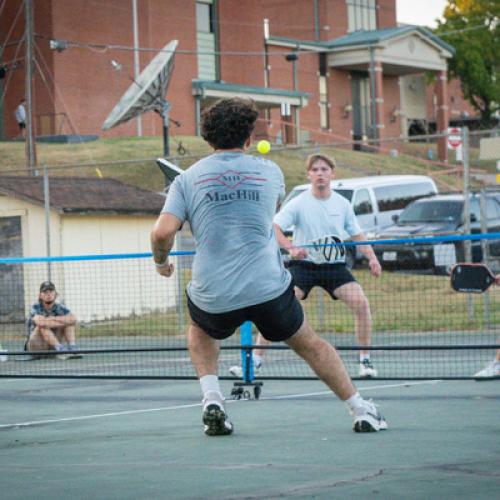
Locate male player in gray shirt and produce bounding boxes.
[151,97,387,436]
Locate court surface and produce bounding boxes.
[0,377,498,500]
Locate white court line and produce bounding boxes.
[0,380,441,430]
[259,379,441,400]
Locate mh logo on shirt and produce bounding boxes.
[196,169,266,203]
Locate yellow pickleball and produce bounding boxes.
[257,140,271,154]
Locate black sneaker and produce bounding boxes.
[203,404,234,436]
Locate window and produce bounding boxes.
[334,189,354,202]
[374,182,436,212]
[399,201,463,224]
[196,1,219,80]
[347,0,377,32]
[353,189,373,215]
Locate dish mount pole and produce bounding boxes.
[159,100,170,157]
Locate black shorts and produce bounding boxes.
[287,261,356,300]
[186,282,304,342]
[18,122,26,130]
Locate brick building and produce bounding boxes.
[1,0,477,161]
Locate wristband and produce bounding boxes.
[154,257,169,269]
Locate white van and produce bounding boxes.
[281,175,439,265]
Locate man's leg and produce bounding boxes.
[188,322,220,377]
[285,320,356,400]
[188,322,233,436]
[286,318,387,432]
[61,325,77,346]
[333,282,371,355]
[27,327,69,359]
[28,327,59,351]
[334,282,377,378]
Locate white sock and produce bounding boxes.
[253,354,263,368]
[200,375,223,409]
[345,392,365,412]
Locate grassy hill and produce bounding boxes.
[0,135,478,194]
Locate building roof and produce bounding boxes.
[269,25,455,55]
[192,80,309,107]
[0,176,165,215]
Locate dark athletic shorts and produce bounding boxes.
[287,261,356,300]
[186,281,304,341]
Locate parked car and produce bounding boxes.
[281,175,438,267]
[373,193,500,273]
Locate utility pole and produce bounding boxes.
[24,0,37,173]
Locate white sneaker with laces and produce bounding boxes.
[202,391,233,436]
[359,359,378,378]
[229,364,261,378]
[473,361,500,379]
[352,399,388,432]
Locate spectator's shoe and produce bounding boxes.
[473,361,500,379]
[229,364,261,378]
[55,345,69,360]
[202,404,234,436]
[67,345,83,359]
[0,349,8,362]
[352,400,388,433]
[359,359,378,378]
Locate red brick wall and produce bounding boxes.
[1,0,478,147]
[426,77,477,124]
[377,0,397,28]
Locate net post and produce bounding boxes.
[240,321,254,382]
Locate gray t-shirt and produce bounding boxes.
[162,152,291,313]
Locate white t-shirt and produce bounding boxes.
[274,188,362,264]
[15,104,26,124]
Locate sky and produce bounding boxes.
[396,0,448,28]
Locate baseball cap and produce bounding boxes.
[39,281,56,292]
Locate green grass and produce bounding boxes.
[1,135,480,194]
[57,269,499,339]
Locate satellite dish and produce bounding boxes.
[102,39,178,155]
[156,157,183,185]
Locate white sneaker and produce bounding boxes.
[202,391,233,436]
[473,361,500,379]
[352,400,388,432]
[359,359,378,378]
[0,350,8,362]
[229,364,261,378]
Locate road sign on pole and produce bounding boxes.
[447,127,462,150]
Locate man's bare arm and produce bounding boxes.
[352,233,381,277]
[151,213,183,277]
[273,223,307,260]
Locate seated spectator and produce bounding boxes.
[26,281,81,360]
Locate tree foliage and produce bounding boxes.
[435,0,499,126]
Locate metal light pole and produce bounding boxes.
[285,52,300,144]
[24,0,37,173]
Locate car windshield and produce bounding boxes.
[399,200,463,223]
[334,189,353,202]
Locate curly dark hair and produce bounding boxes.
[201,98,259,150]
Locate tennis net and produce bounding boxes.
[1,233,499,380]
